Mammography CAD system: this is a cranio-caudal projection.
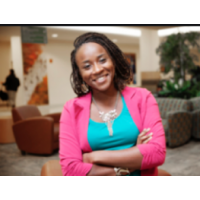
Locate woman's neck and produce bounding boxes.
[91,84,119,108]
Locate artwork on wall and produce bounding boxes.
[123,53,136,84]
[22,43,49,105]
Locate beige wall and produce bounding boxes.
[0,41,11,84]
[44,40,76,105]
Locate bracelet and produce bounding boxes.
[114,167,130,176]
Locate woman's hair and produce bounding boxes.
[70,32,132,96]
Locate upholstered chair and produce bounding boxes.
[41,160,62,176]
[156,98,192,148]
[12,105,60,155]
[190,97,200,139]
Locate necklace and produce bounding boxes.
[92,91,119,136]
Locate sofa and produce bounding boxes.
[155,98,193,148]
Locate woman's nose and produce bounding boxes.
[92,62,103,74]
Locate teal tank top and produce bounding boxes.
[88,95,141,176]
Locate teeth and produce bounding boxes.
[96,76,105,83]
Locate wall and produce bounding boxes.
[0,41,11,83]
[44,40,75,105]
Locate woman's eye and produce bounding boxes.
[84,65,90,69]
[100,58,106,63]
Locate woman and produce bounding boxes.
[59,32,166,176]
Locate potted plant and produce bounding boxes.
[156,32,200,99]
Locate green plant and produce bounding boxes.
[158,80,200,99]
[156,32,200,99]
[156,32,200,81]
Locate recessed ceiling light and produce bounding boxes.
[52,34,58,38]
[112,39,118,43]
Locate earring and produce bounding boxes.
[81,82,89,93]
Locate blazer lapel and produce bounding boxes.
[122,86,142,132]
[74,92,93,152]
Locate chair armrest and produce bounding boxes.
[12,116,54,154]
[165,110,192,147]
[166,110,192,117]
[41,160,63,176]
[44,113,61,123]
[191,108,200,115]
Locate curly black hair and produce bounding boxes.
[70,32,132,96]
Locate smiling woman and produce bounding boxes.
[59,32,168,176]
[70,32,131,97]
[75,42,115,93]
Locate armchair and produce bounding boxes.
[156,98,192,147]
[190,97,200,139]
[12,105,60,155]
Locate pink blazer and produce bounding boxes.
[59,86,166,176]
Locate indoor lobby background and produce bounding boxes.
[1,26,200,176]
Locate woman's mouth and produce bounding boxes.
[95,74,108,84]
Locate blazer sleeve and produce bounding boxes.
[59,101,93,176]
[136,90,166,170]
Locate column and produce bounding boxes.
[139,28,160,72]
[10,36,25,106]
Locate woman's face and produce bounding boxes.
[75,42,115,92]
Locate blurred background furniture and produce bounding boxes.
[0,116,15,144]
[190,97,200,139]
[12,105,60,155]
[41,160,62,176]
[141,71,161,94]
[156,98,192,147]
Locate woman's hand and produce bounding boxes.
[136,128,153,145]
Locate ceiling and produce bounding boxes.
[133,26,179,30]
[46,26,140,45]
[0,26,180,45]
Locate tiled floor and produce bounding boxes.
[160,139,200,176]
[0,139,200,176]
[0,143,59,176]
